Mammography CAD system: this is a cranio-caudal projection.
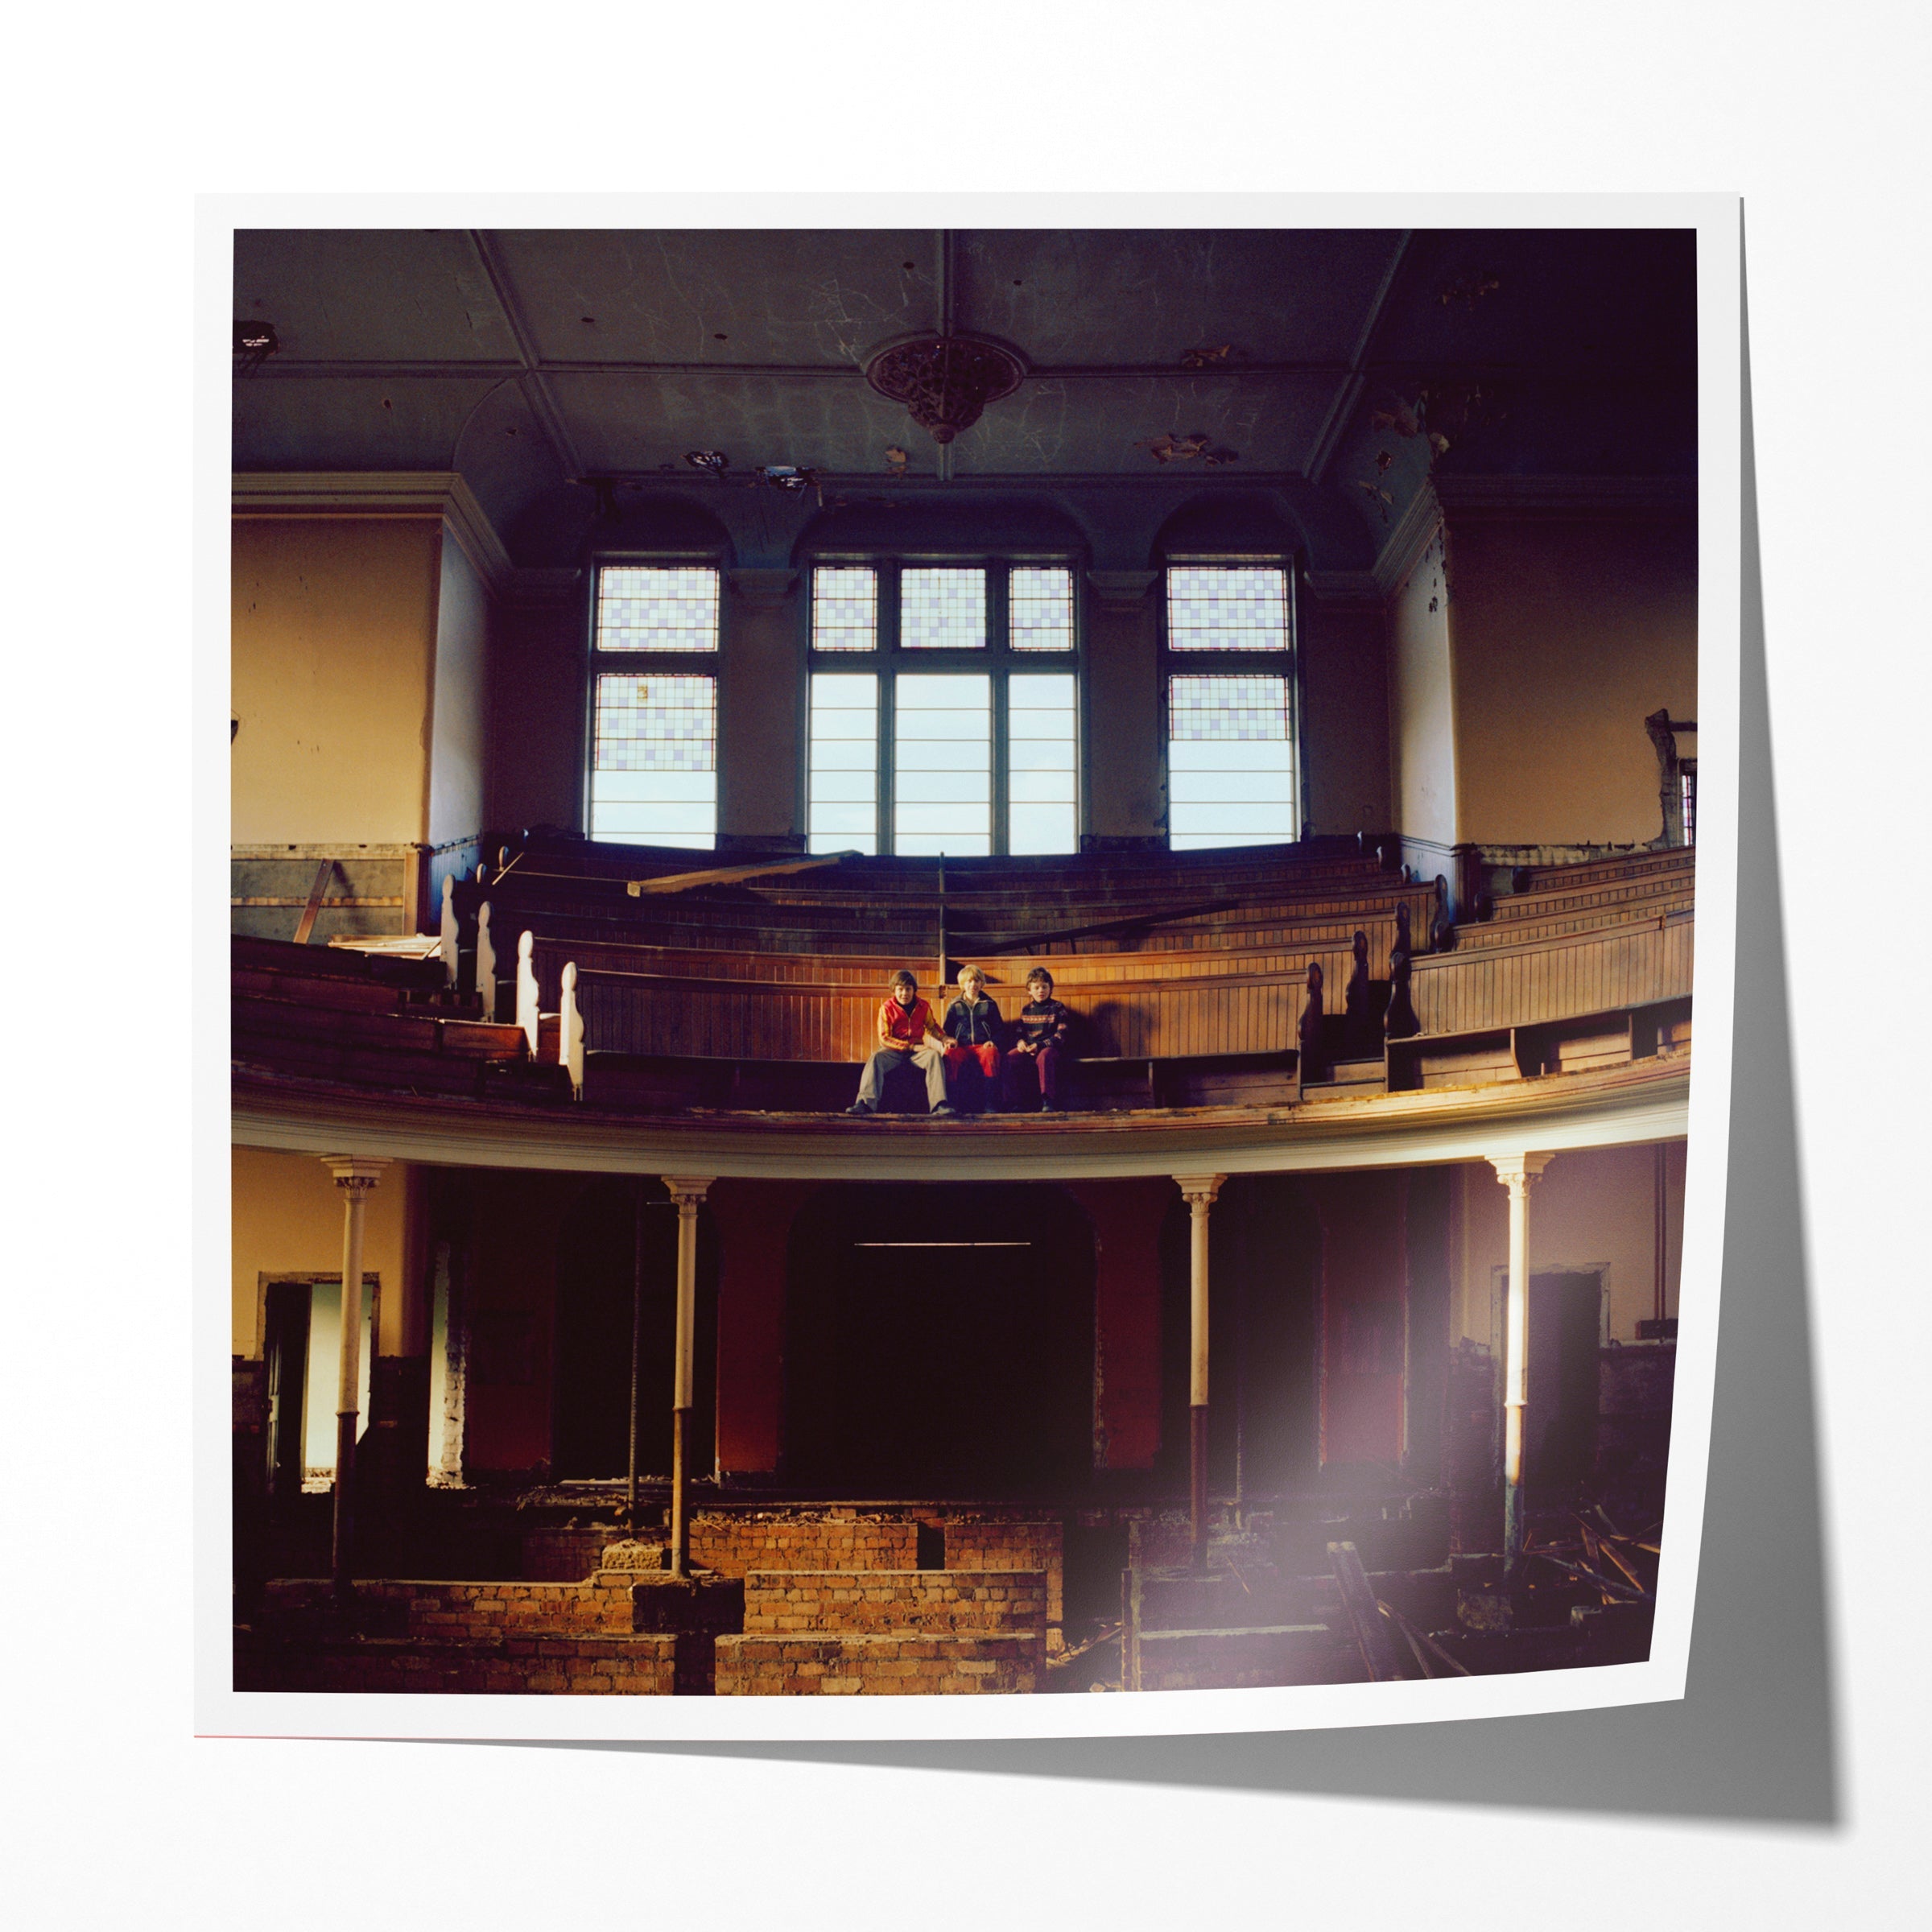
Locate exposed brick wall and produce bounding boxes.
[521,1526,611,1581]
[407,1577,639,1639]
[715,1633,1042,1695]
[741,1571,1047,1636]
[943,1521,1064,1625]
[687,1513,919,1575]
[237,1632,677,1695]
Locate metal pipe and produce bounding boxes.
[1174,1174,1224,1568]
[627,1181,646,1527]
[321,1157,388,1601]
[1489,1154,1551,1581]
[663,1177,713,1577]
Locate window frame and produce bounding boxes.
[584,555,726,848]
[1158,554,1305,851]
[803,555,1083,857]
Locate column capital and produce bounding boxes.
[725,568,799,608]
[1488,1151,1554,1195]
[1085,568,1159,611]
[663,1175,715,1212]
[1173,1172,1226,1210]
[321,1155,390,1191]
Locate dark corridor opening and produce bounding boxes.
[782,1183,1096,1497]
[551,1180,719,1480]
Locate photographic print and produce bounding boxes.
[213,201,1736,1738]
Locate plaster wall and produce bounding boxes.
[486,594,585,835]
[1084,588,1164,844]
[1452,1139,1686,1352]
[231,518,441,844]
[1447,514,1697,847]
[1386,526,1457,848]
[1299,596,1393,836]
[230,1146,418,1358]
[428,535,491,847]
[720,580,806,844]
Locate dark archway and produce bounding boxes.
[551,1179,719,1480]
[782,1182,1096,1497]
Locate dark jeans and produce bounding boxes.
[1002,1043,1063,1104]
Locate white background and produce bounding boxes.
[8,4,1925,1922]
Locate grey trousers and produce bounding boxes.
[856,1043,948,1109]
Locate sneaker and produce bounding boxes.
[845,1100,874,1117]
[1038,1097,1057,1113]
[931,1104,956,1117]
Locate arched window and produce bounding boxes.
[806,559,1080,857]
[1162,560,1299,849]
[587,563,721,848]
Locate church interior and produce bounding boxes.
[229,225,1697,1697]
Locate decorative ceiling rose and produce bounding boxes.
[864,332,1026,444]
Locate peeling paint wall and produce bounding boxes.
[230,1146,417,1357]
[428,535,490,848]
[231,519,442,844]
[1452,1141,1686,1352]
[1447,514,1697,847]
[1387,527,1458,848]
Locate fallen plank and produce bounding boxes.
[625,852,862,897]
[1327,1542,1407,1682]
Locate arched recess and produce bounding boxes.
[781,1182,1096,1497]
[1150,491,1307,566]
[789,493,1091,565]
[551,1178,720,1481]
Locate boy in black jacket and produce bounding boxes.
[940,964,1005,1113]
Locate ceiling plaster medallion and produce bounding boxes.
[864,333,1026,444]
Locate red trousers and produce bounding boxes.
[943,1040,1001,1084]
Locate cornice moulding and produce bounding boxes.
[1302,569,1381,609]
[1371,481,1443,598]
[1430,474,1696,519]
[1085,569,1159,611]
[231,470,514,594]
[726,568,801,609]
[502,566,585,610]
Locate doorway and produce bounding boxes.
[782,1183,1095,1496]
[1525,1268,1605,1499]
[551,1179,719,1480]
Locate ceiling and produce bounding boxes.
[233,227,1697,572]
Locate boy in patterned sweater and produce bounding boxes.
[1004,967,1073,1112]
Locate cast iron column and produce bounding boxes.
[321,1155,389,1601]
[1174,1174,1226,1569]
[663,1176,714,1577]
[1489,1152,1553,1581]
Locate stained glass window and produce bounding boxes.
[595,566,720,651]
[812,566,877,652]
[1166,564,1288,650]
[1009,565,1075,651]
[901,567,986,649]
[1009,674,1078,854]
[590,674,717,848]
[809,673,879,854]
[1167,675,1296,849]
[893,674,990,855]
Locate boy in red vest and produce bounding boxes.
[847,969,952,1116]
